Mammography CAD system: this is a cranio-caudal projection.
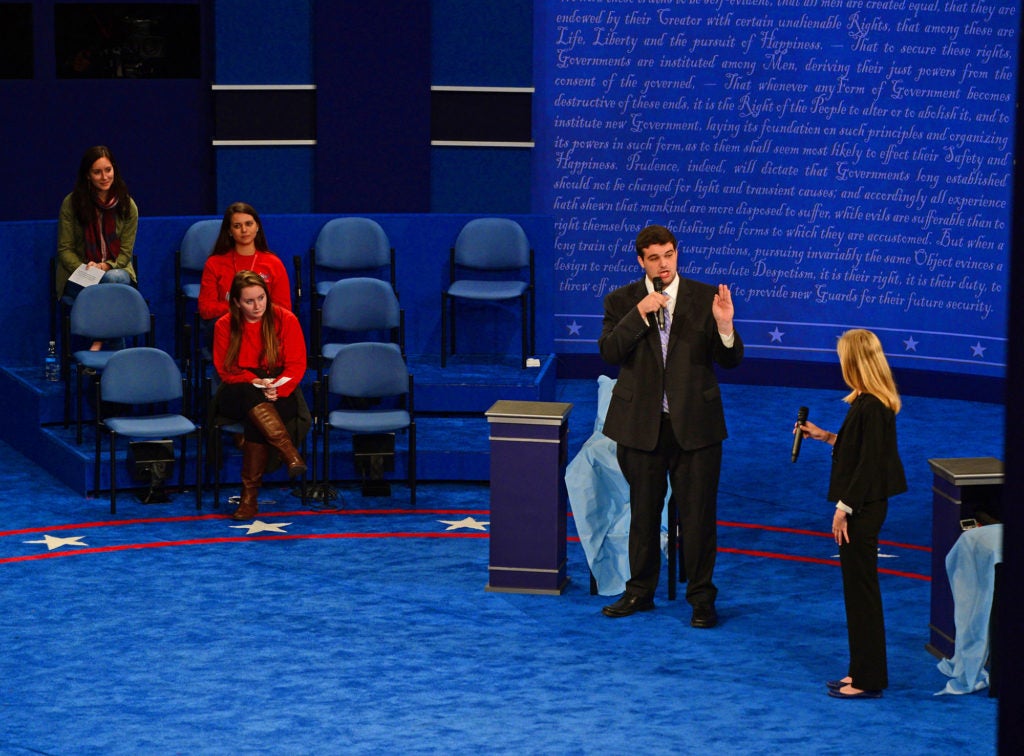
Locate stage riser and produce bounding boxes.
[3,355,552,500]
[2,374,490,501]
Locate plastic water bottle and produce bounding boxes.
[44,340,59,382]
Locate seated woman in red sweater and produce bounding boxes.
[198,201,292,322]
[213,270,307,521]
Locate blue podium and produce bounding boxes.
[926,457,1003,659]
[485,400,573,595]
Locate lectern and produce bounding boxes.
[926,457,1003,659]
[485,400,573,595]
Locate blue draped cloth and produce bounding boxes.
[935,523,1003,695]
[565,376,669,596]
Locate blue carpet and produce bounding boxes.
[0,380,1002,754]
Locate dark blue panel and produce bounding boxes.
[432,0,533,86]
[430,148,533,214]
[0,2,215,222]
[216,147,314,214]
[214,0,312,83]
[313,1,430,212]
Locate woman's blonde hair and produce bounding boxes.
[224,270,280,370]
[837,329,901,414]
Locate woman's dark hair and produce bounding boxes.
[224,270,281,370]
[71,145,132,225]
[212,201,269,256]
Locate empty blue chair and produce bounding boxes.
[173,218,220,382]
[66,283,154,444]
[317,277,404,368]
[94,347,202,514]
[308,217,395,300]
[318,342,415,506]
[441,218,534,368]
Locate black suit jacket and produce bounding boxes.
[828,393,907,514]
[598,277,744,452]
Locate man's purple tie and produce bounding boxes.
[660,303,670,411]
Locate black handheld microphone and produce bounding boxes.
[792,406,809,462]
[652,277,665,330]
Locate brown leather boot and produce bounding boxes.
[247,402,307,478]
[232,441,269,520]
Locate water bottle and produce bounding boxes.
[44,340,59,382]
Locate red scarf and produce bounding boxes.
[82,195,121,265]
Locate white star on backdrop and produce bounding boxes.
[768,327,784,343]
[567,321,582,336]
[903,336,918,352]
[230,520,293,535]
[970,342,987,358]
[439,516,489,531]
[24,534,89,551]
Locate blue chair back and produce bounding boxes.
[328,343,409,399]
[69,283,151,340]
[314,217,391,270]
[453,218,530,271]
[322,278,401,332]
[101,347,183,404]
[179,219,222,272]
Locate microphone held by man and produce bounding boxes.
[652,276,665,329]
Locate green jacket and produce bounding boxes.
[55,193,138,298]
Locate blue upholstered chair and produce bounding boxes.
[307,216,395,301]
[94,347,202,514]
[65,283,154,444]
[441,217,534,368]
[173,218,220,395]
[316,277,405,369]
[318,342,415,506]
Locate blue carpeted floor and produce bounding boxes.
[0,379,1003,755]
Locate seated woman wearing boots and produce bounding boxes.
[212,270,307,521]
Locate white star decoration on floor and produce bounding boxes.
[24,534,89,551]
[438,516,489,531]
[230,520,293,535]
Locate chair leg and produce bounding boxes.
[409,423,416,507]
[322,424,332,493]
[521,294,528,369]
[194,430,203,511]
[76,367,84,445]
[212,428,222,510]
[529,288,536,357]
[440,292,448,367]
[94,423,102,497]
[109,431,118,515]
[450,296,457,358]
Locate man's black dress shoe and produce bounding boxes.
[602,593,655,618]
[690,602,718,628]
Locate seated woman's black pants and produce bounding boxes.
[216,382,299,443]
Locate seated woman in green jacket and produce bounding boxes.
[56,145,138,302]
[55,145,139,350]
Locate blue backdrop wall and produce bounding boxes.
[0,1,1018,398]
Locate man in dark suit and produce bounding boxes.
[598,224,743,627]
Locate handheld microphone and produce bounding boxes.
[792,406,809,462]
[652,277,665,330]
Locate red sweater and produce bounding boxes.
[213,305,307,397]
[198,249,292,320]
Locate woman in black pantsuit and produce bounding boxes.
[797,329,907,699]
